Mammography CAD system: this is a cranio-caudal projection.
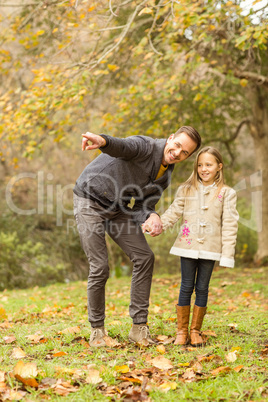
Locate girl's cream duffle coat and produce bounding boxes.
[161,183,239,268]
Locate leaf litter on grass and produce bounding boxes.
[0,268,267,400]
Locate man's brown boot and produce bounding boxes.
[190,305,207,347]
[174,305,190,346]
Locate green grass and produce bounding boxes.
[0,266,267,401]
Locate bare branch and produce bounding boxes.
[228,119,252,142]
[0,0,68,6]
[65,25,128,33]
[207,66,268,88]
[207,67,226,86]
[109,0,118,17]
[18,1,46,30]
[223,141,235,167]
[0,2,38,5]
[234,70,268,86]
[148,0,165,56]
[91,0,148,68]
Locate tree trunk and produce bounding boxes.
[249,87,268,263]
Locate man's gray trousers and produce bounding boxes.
[73,194,155,328]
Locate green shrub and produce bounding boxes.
[0,231,67,290]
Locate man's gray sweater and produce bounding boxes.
[73,134,175,224]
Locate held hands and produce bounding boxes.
[82,132,106,151]
[142,213,163,237]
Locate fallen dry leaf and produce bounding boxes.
[85,369,102,384]
[191,361,203,373]
[25,333,44,343]
[153,305,161,314]
[163,337,175,345]
[84,363,97,370]
[14,361,38,378]
[15,374,39,388]
[55,366,83,378]
[211,366,232,375]
[166,317,176,322]
[159,381,177,391]
[0,381,7,392]
[0,371,5,382]
[38,377,57,390]
[156,334,175,344]
[78,338,90,348]
[197,354,222,363]
[233,365,244,372]
[202,330,217,337]
[14,360,39,388]
[103,335,121,347]
[0,308,7,320]
[115,365,129,374]
[228,323,238,328]
[197,354,214,362]
[11,348,26,359]
[156,335,169,342]
[3,335,16,344]
[225,351,238,362]
[119,374,143,385]
[52,351,68,357]
[177,362,190,367]
[1,389,26,400]
[182,368,196,381]
[230,346,242,352]
[152,356,173,370]
[228,323,239,332]
[156,345,166,354]
[258,386,268,398]
[59,326,81,335]
[241,291,251,298]
[0,322,13,329]
[52,379,79,396]
[126,360,136,369]
[98,384,120,397]
[261,348,268,356]
[137,338,150,347]
[121,386,149,401]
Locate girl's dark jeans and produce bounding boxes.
[178,257,215,307]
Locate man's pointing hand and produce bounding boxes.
[82,132,106,151]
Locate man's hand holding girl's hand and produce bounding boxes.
[142,214,163,237]
[82,132,106,151]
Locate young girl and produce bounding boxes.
[160,147,239,347]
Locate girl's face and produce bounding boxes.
[197,153,223,186]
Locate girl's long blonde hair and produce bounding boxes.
[182,146,225,196]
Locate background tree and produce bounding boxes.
[0,0,267,289]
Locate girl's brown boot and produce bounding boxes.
[190,304,207,347]
[174,305,190,345]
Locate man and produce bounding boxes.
[73,126,201,346]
